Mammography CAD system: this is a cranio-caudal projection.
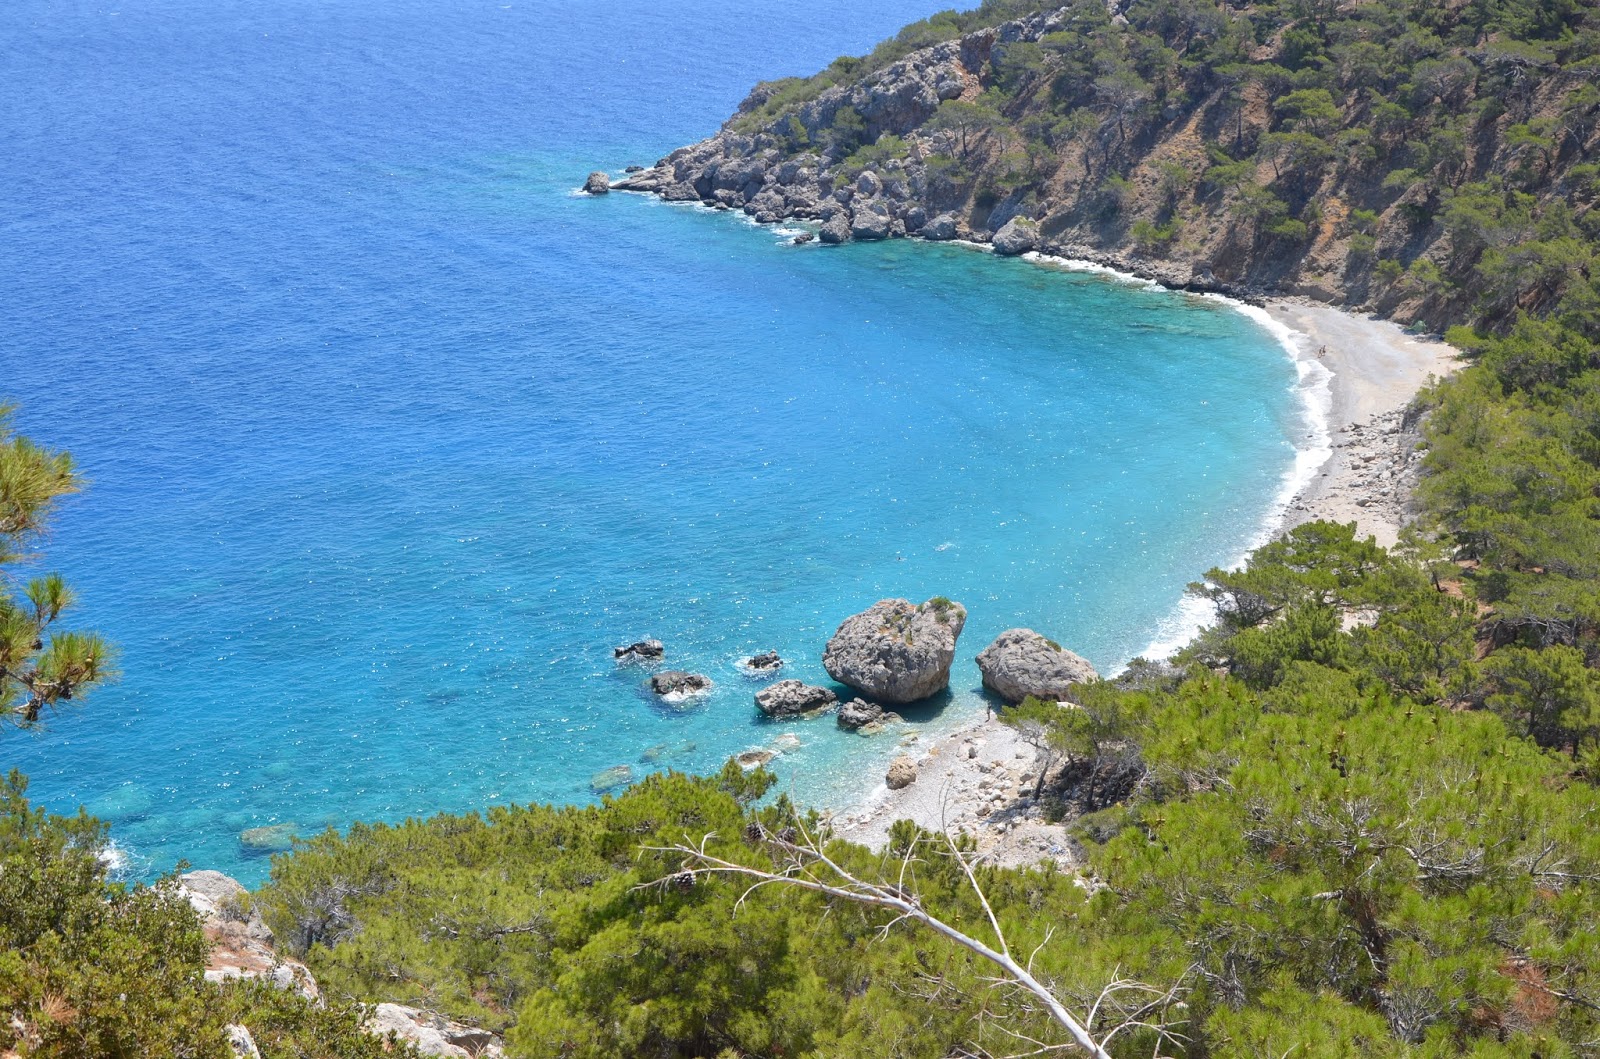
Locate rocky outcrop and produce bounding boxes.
[366,1003,504,1058]
[836,698,884,730]
[614,639,665,662]
[650,670,712,697]
[582,171,610,195]
[744,650,783,671]
[227,1024,261,1059]
[886,756,918,790]
[755,679,837,718]
[177,870,319,1001]
[975,629,1099,704]
[991,217,1038,256]
[823,597,967,704]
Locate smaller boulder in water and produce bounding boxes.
[582,171,611,195]
[836,699,884,731]
[651,671,713,697]
[755,679,837,718]
[614,639,665,662]
[745,650,784,671]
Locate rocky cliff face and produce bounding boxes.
[610,2,1600,325]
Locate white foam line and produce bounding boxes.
[1012,253,1332,664]
[1132,296,1331,662]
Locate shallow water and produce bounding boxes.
[2,0,1303,882]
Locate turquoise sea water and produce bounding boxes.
[2,0,1305,883]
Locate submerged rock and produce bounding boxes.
[886,756,918,790]
[823,597,967,704]
[591,765,635,793]
[614,639,665,662]
[792,232,815,245]
[238,823,298,853]
[582,171,611,195]
[755,679,837,718]
[992,216,1038,256]
[975,628,1099,704]
[650,670,713,697]
[836,699,884,731]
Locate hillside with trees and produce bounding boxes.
[12,1,1600,1056]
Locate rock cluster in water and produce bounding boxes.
[823,597,967,705]
[975,628,1099,704]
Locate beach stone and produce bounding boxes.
[591,765,634,793]
[238,823,298,853]
[650,670,712,696]
[755,679,837,718]
[582,171,610,194]
[823,597,967,704]
[975,629,1099,704]
[992,216,1038,256]
[921,213,958,240]
[745,650,784,671]
[836,699,884,730]
[819,213,851,244]
[614,639,664,662]
[886,756,918,790]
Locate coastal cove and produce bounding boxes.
[7,0,1373,886]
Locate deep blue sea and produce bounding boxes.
[2,0,1308,883]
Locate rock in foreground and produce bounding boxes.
[755,679,837,718]
[582,171,610,194]
[823,597,967,704]
[975,628,1098,703]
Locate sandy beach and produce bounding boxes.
[1268,299,1460,548]
[833,296,1460,866]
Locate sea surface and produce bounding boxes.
[2,0,1309,883]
